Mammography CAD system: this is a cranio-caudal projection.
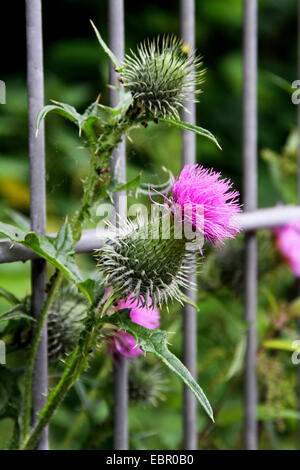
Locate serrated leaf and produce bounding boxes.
[36,101,99,141]
[159,118,222,150]
[36,103,81,132]
[90,20,120,69]
[99,309,214,421]
[0,221,92,302]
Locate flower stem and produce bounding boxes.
[22,271,63,441]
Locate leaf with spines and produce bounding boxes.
[99,309,214,421]
[0,221,93,302]
[36,100,100,141]
[159,118,222,150]
[90,20,120,69]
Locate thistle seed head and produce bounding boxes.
[96,217,197,308]
[120,36,204,120]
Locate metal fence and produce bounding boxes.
[1,0,300,450]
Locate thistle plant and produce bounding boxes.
[120,36,204,120]
[0,21,239,450]
[97,164,241,307]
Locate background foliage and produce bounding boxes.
[0,0,300,449]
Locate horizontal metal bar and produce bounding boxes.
[0,205,300,264]
[237,205,300,231]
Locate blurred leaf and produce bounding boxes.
[217,404,300,426]
[267,72,294,94]
[99,309,214,421]
[263,338,299,352]
[0,287,19,306]
[225,337,246,380]
[159,118,222,149]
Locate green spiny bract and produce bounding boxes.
[96,216,198,308]
[119,36,204,120]
[48,282,88,363]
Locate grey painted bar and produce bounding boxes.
[25,0,48,450]
[243,0,258,450]
[180,0,198,450]
[108,0,128,451]
[2,206,300,264]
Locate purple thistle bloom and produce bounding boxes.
[274,221,300,278]
[168,164,241,247]
[108,294,160,359]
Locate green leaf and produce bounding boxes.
[0,221,92,302]
[36,100,99,141]
[99,310,214,421]
[159,118,222,150]
[0,304,34,323]
[225,337,246,380]
[263,338,299,352]
[97,173,142,202]
[90,20,120,69]
[36,103,81,132]
[0,286,20,306]
[98,92,133,121]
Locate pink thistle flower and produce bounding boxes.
[108,294,160,360]
[166,164,241,246]
[274,221,300,278]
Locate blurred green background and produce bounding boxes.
[1,0,300,450]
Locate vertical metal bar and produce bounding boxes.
[243,0,258,450]
[180,0,198,450]
[25,0,48,450]
[109,0,128,450]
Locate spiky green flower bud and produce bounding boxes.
[97,215,197,308]
[129,358,167,406]
[120,36,204,120]
[48,282,87,362]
